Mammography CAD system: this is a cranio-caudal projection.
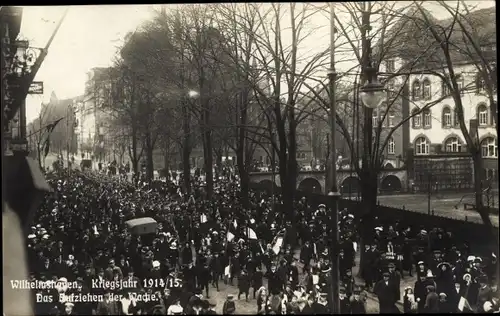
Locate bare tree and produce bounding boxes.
[213,3,337,223]
[297,2,472,274]
[27,103,51,169]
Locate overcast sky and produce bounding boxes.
[21,2,494,123]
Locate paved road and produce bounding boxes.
[377,194,499,227]
[192,245,395,314]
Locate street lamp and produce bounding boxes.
[360,60,385,109]
[188,90,200,99]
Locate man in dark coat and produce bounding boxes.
[414,274,431,313]
[339,287,351,314]
[209,252,222,292]
[300,241,314,272]
[252,265,263,299]
[197,262,211,298]
[424,285,440,313]
[266,264,283,295]
[237,269,251,301]
[374,272,398,313]
[350,287,367,314]
[312,293,330,314]
[388,263,402,302]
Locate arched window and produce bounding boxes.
[412,80,421,100]
[481,137,498,158]
[415,137,429,155]
[453,107,460,127]
[388,110,395,127]
[412,109,421,128]
[444,137,462,152]
[423,109,432,127]
[478,103,489,126]
[422,78,431,99]
[442,107,452,127]
[388,137,395,154]
[476,73,486,94]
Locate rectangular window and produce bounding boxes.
[388,142,395,154]
[372,115,378,127]
[479,111,488,125]
[386,59,395,73]
[388,113,395,127]
[444,113,452,126]
[414,115,421,128]
[423,113,431,127]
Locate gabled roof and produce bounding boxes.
[380,5,496,69]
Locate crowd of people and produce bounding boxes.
[25,168,499,314]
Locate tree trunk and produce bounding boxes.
[357,172,378,278]
[236,141,249,208]
[182,99,191,195]
[472,153,499,254]
[163,139,170,176]
[130,124,140,175]
[145,130,154,181]
[203,107,214,200]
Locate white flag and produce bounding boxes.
[233,220,238,229]
[272,236,283,254]
[227,231,235,242]
[259,242,265,254]
[200,214,207,223]
[312,275,319,285]
[93,225,99,235]
[458,296,471,312]
[353,242,358,253]
[246,228,258,240]
[224,265,231,277]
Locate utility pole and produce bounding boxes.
[327,3,341,314]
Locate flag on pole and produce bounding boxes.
[245,227,258,240]
[200,214,207,223]
[458,296,472,312]
[272,228,286,255]
[233,219,238,229]
[272,236,284,254]
[259,241,265,254]
[93,225,99,236]
[227,231,235,242]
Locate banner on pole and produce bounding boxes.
[272,236,283,255]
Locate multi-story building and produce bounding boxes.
[80,67,113,162]
[385,6,497,191]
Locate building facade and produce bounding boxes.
[407,62,497,191]
[80,67,113,162]
[379,5,497,192]
[1,7,23,154]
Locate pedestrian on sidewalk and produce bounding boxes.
[374,272,399,313]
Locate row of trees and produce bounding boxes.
[91,2,496,250]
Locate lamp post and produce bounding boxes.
[271,131,276,212]
[326,3,341,314]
